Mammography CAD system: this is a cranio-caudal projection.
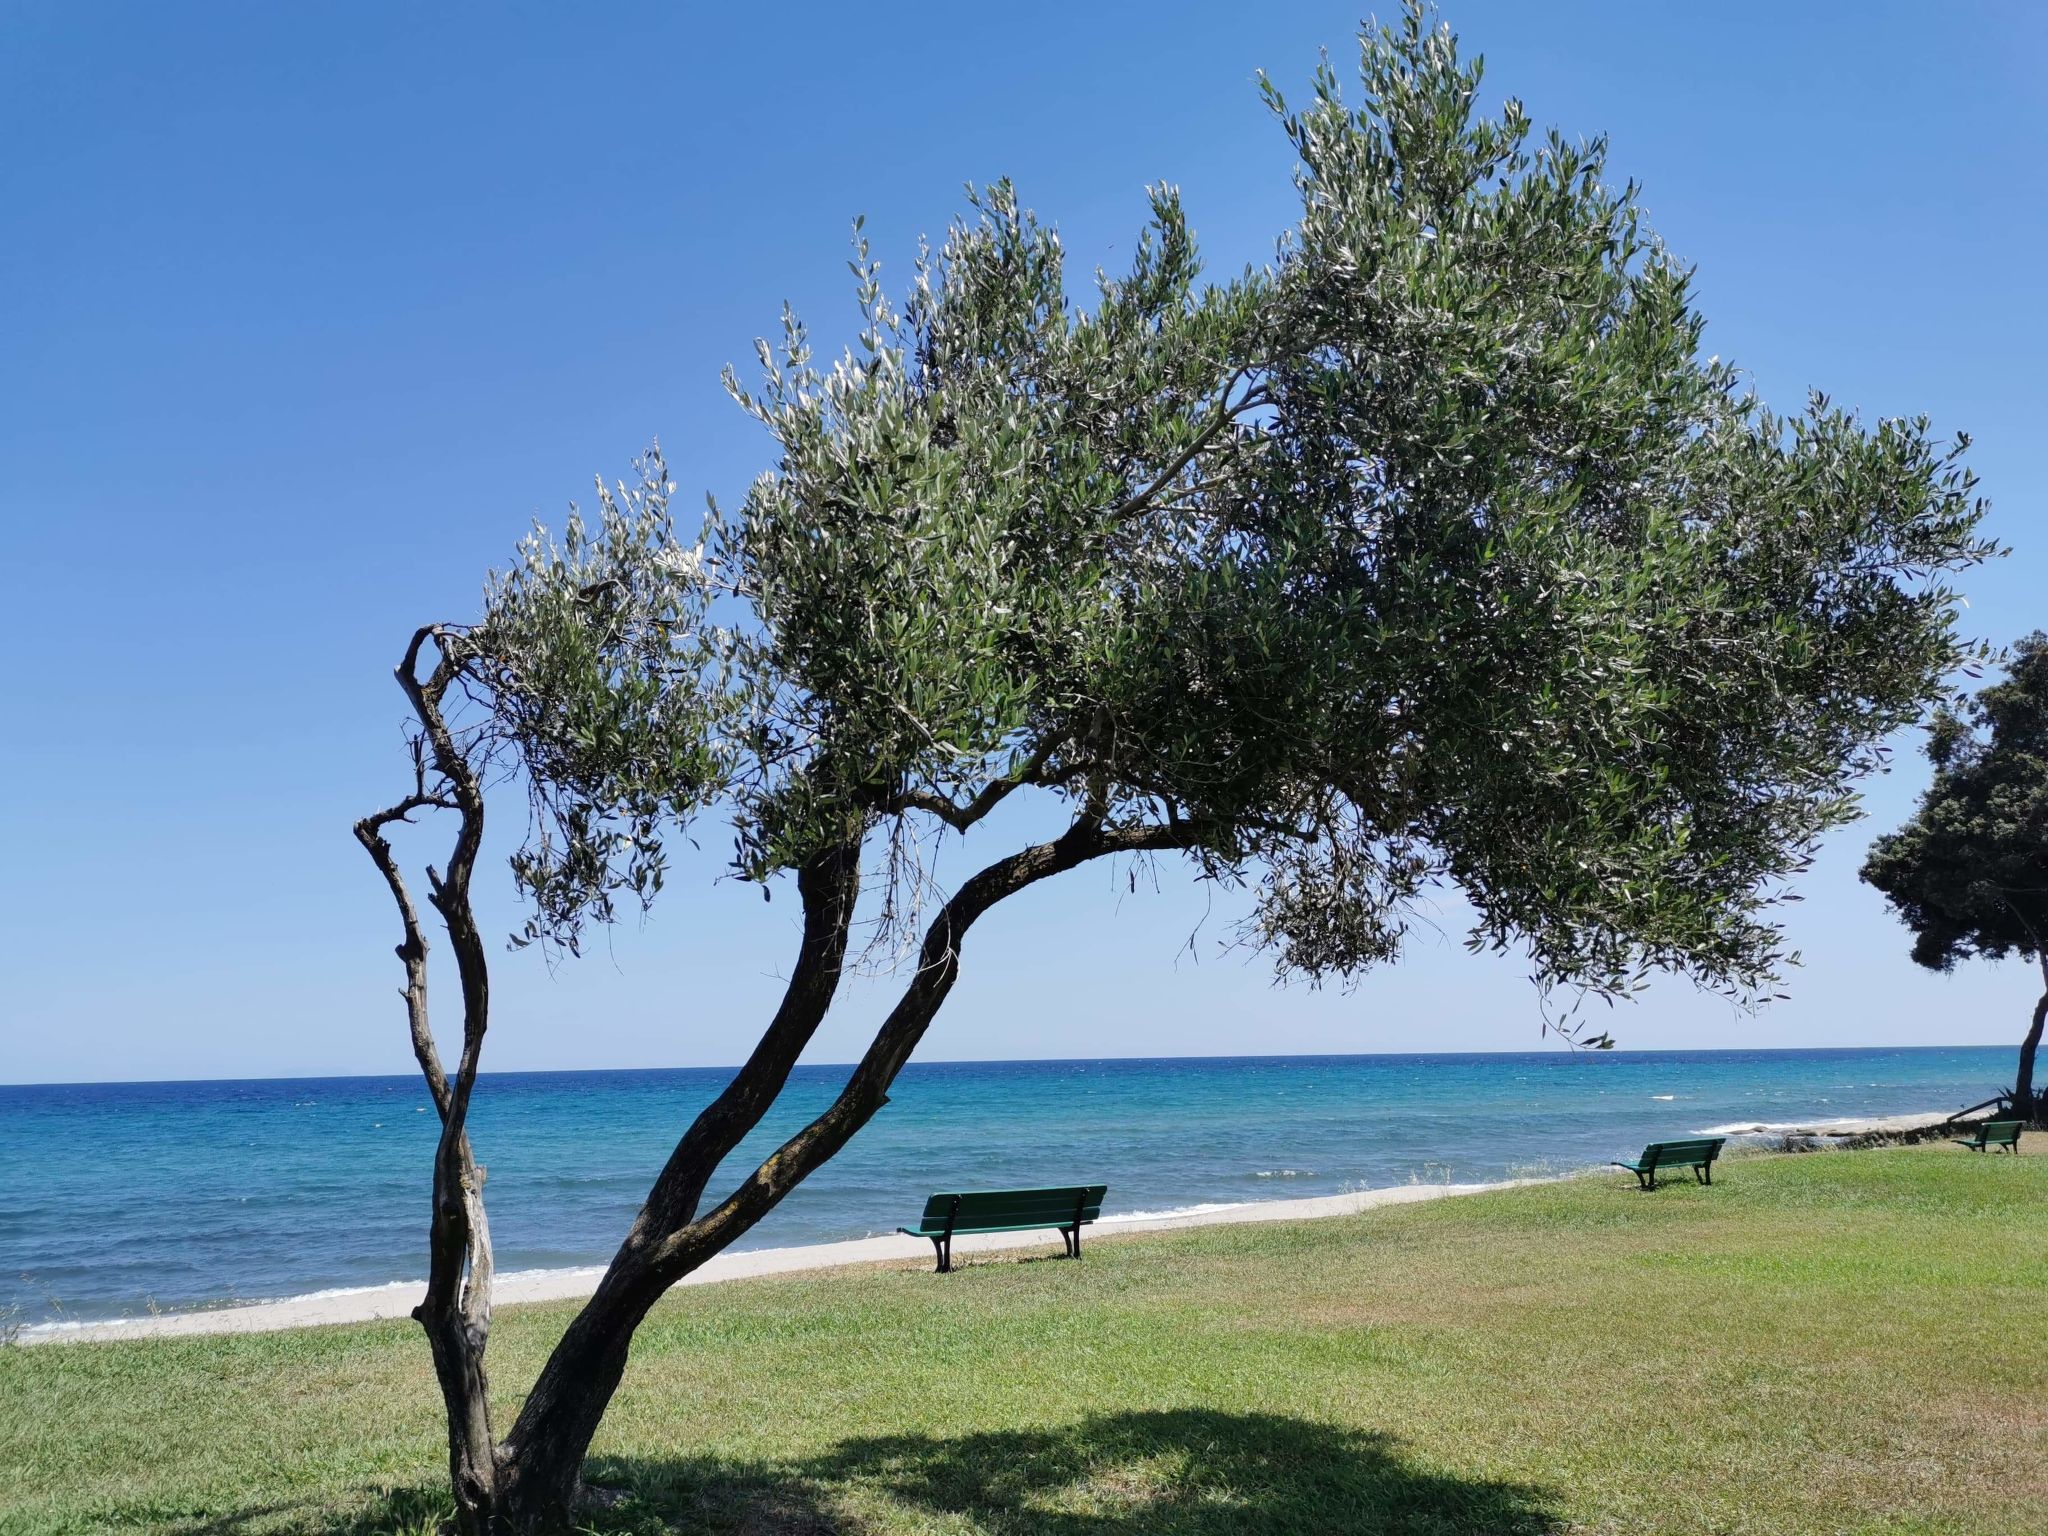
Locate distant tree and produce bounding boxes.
[1862,635,2048,1121]
[356,8,1993,1530]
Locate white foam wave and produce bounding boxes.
[1698,1121,1805,1135]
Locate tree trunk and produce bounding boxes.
[423,1315,497,1528]
[488,1271,663,1532]
[419,1145,498,1533]
[2015,982,2047,1125]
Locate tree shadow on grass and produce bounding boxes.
[592,1408,1561,1535]
[122,1409,1558,1535]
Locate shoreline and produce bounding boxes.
[14,1110,1966,1347]
[21,1180,1539,1346]
[1695,1110,1955,1137]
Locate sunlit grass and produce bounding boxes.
[3,1144,2042,1534]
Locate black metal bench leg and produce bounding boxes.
[929,1235,948,1274]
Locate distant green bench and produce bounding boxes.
[899,1185,1107,1273]
[1613,1137,1725,1190]
[1951,1120,2023,1154]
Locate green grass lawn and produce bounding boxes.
[3,1146,2044,1535]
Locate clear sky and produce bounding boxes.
[3,3,2044,1084]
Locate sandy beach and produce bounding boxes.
[21,1180,1538,1346]
[16,1110,1972,1347]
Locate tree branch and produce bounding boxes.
[608,838,866,1250]
[353,809,454,1118]
[1108,372,1267,522]
[395,629,491,1141]
[884,740,1059,832]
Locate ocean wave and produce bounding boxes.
[1699,1121,1812,1135]
[1253,1169,1314,1178]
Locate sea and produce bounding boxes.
[0,1046,2012,1328]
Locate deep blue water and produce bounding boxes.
[0,1047,2012,1325]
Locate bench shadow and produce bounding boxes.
[127,1408,1560,1534]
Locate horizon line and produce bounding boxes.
[2,1040,2012,1091]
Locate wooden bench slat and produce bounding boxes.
[916,1188,1105,1218]
[900,1218,1093,1236]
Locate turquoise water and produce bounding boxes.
[0,1047,2010,1325]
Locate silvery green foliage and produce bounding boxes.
[470,3,1993,1003]
[1227,7,1997,1001]
[475,451,739,951]
[719,183,1273,880]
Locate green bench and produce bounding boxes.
[1613,1137,1725,1190]
[899,1185,1107,1273]
[1951,1119,2023,1153]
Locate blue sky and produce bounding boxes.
[3,3,2043,1084]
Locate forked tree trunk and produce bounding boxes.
[355,629,507,1535]
[475,819,1187,1533]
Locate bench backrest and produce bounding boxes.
[1980,1120,2023,1146]
[917,1186,1107,1232]
[1640,1137,1725,1169]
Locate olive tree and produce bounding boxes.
[357,9,1993,1529]
[1862,634,2048,1121]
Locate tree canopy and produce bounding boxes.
[475,9,1992,1011]
[1862,633,2048,972]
